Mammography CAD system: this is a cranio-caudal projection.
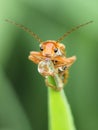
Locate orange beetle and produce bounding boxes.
[5,19,93,90]
[28,40,76,90]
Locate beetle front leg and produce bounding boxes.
[28,51,44,64]
[66,56,76,67]
[54,56,76,68]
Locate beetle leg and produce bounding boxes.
[65,56,76,67]
[28,51,45,64]
[45,79,62,91]
[61,70,69,84]
[54,56,76,68]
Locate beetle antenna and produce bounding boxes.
[5,19,43,43]
[56,21,93,43]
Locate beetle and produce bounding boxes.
[5,19,93,90]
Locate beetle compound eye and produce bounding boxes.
[40,46,44,51]
[54,48,58,53]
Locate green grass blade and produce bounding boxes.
[47,77,76,130]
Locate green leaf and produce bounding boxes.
[47,76,76,130]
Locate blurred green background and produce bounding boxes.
[0,0,98,130]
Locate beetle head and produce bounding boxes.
[40,40,65,57]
